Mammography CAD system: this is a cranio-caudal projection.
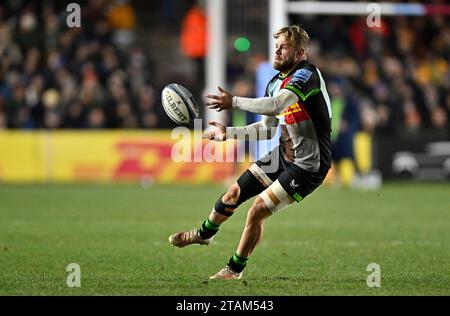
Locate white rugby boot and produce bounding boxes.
[209,265,243,280]
[169,228,213,248]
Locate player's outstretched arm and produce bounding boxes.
[206,86,298,116]
[227,115,278,141]
[232,89,298,115]
[202,116,278,142]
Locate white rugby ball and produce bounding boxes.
[161,83,199,125]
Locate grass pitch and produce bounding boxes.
[0,182,449,295]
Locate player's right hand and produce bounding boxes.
[202,121,226,141]
[205,86,233,112]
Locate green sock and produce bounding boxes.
[199,218,220,239]
[227,253,248,273]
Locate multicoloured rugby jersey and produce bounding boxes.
[265,60,332,173]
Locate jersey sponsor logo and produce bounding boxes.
[290,179,300,189]
[292,68,313,83]
[276,102,311,125]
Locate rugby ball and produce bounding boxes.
[161,83,199,125]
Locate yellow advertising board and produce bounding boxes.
[0,131,250,184]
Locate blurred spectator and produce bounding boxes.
[63,101,85,128]
[0,24,23,70]
[127,47,148,95]
[106,0,136,51]
[180,0,207,85]
[137,85,159,129]
[87,107,106,129]
[42,4,59,51]
[16,9,42,52]
[329,80,361,187]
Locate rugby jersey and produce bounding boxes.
[264,60,332,173]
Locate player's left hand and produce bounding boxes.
[206,86,233,111]
[202,121,226,141]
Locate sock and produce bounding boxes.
[199,218,220,239]
[227,253,248,273]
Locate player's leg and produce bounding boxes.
[197,182,242,240]
[168,168,267,248]
[168,146,283,248]
[209,157,330,280]
[210,180,296,280]
[201,145,283,233]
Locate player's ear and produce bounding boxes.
[297,48,305,59]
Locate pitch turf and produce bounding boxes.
[0,182,449,296]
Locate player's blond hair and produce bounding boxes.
[273,25,310,52]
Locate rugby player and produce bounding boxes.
[169,25,332,280]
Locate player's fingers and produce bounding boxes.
[212,103,223,109]
[206,101,220,107]
[218,86,227,94]
[209,103,222,110]
[206,94,220,100]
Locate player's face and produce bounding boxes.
[273,35,303,74]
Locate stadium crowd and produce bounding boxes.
[0,0,161,130]
[0,1,448,138]
[308,14,449,138]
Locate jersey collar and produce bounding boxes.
[277,59,309,79]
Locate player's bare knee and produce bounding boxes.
[222,183,240,205]
[247,197,269,224]
[252,196,269,214]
